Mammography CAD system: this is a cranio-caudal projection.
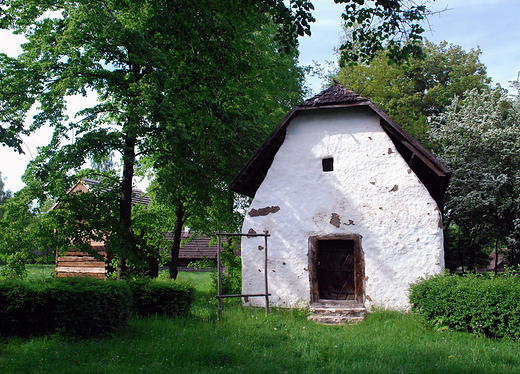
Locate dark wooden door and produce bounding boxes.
[317,240,355,300]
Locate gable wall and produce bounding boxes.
[241,107,444,309]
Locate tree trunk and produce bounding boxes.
[147,255,159,278]
[467,240,476,272]
[169,206,184,280]
[494,238,499,276]
[117,135,136,280]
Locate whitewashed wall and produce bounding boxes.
[241,107,444,310]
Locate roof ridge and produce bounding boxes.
[299,81,368,107]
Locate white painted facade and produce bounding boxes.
[241,107,444,310]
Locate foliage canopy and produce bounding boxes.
[334,40,490,142]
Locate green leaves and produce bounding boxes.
[410,274,520,339]
[334,40,490,142]
[431,87,520,269]
[0,188,40,278]
[337,0,431,65]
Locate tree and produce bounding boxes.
[333,40,490,142]
[0,186,40,278]
[431,86,520,271]
[0,1,307,275]
[146,21,306,279]
[336,0,436,65]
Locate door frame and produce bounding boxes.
[308,234,364,304]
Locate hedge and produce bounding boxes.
[409,274,520,339]
[129,279,195,317]
[0,277,195,338]
[0,277,132,338]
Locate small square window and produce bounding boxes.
[322,157,334,172]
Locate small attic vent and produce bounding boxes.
[322,157,334,172]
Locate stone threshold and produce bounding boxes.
[308,301,367,325]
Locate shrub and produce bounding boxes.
[50,277,133,338]
[129,279,194,317]
[0,278,132,338]
[410,274,520,339]
[0,279,52,336]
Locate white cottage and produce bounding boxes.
[229,83,451,312]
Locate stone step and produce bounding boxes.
[308,314,365,325]
[308,303,367,325]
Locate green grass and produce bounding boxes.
[25,264,55,280]
[1,270,519,374]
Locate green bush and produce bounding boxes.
[50,278,132,338]
[0,279,53,336]
[0,278,132,338]
[129,279,194,317]
[410,274,520,339]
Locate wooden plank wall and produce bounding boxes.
[56,245,107,279]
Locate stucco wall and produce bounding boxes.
[241,107,444,310]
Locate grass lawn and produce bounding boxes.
[0,270,519,373]
[25,264,55,280]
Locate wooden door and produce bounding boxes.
[309,234,364,303]
[317,240,355,300]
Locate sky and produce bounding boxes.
[1,0,519,193]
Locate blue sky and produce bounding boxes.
[1,0,519,192]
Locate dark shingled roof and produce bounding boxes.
[163,231,218,259]
[82,178,151,206]
[299,82,367,106]
[229,82,451,206]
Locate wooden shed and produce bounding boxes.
[54,179,150,278]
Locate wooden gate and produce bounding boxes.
[309,234,364,304]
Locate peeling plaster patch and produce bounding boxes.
[247,228,257,237]
[249,206,280,217]
[366,295,372,302]
[407,169,412,174]
[330,213,341,228]
[388,148,394,154]
[343,219,355,226]
[370,181,376,185]
[389,185,399,192]
[368,136,373,140]
[313,211,327,225]
[258,245,264,251]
